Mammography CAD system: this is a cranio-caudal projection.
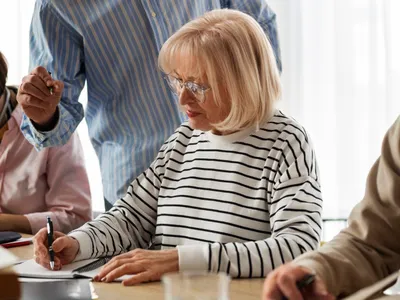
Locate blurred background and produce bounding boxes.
[1,0,399,241]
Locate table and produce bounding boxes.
[9,237,265,299]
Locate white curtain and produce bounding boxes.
[269,0,400,230]
[1,1,400,235]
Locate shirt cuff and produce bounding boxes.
[20,106,61,150]
[68,230,94,261]
[24,212,60,235]
[177,244,209,272]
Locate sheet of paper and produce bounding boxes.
[12,258,97,279]
[13,258,132,282]
[0,246,20,269]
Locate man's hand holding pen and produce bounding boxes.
[17,66,64,131]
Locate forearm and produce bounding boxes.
[177,233,317,278]
[25,1,85,149]
[0,214,32,233]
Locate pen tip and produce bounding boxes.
[50,262,55,270]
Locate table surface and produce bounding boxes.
[9,237,265,300]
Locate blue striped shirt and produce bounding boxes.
[22,0,281,204]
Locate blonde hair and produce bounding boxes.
[158,9,281,132]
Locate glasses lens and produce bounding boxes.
[187,82,205,102]
[165,76,181,95]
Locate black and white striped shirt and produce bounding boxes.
[70,111,322,278]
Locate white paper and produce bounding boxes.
[0,246,20,269]
[13,258,98,279]
[13,258,132,282]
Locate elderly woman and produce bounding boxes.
[33,9,322,285]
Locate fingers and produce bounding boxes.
[35,254,62,270]
[33,229,67,270]
[17,93,54,110]
[96,258,138,282]
[276,268,306,300]
[263,264,314,300]
[20,74,52,98]
[122,271,152,286]
[30,66,54,87]
[51,236,70,253]
[263,272,284,300]
[33,228,49,257]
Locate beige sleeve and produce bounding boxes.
[294,116,400,297]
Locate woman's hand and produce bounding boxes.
[263,263,334,300]
[33,227,80,270]
[94,249,179,286]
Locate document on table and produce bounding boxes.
[0,246,20,269]
[13,258,132,282]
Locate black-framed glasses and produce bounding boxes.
[164,74,211,103]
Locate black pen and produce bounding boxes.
[47,70,53,95]
[282,274,315,300]
[46,216,55,270]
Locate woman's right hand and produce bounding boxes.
[33,227,80,270]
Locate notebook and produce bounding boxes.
[0,231,21,244]
[20,279,92,300]
[13,257,132,282]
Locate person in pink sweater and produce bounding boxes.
[0,52,91,234]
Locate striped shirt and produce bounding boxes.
[21,0,282,204]
[69,111,322,278]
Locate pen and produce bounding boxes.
[46,216,55,270]
[282,274,315,300]
[47,71,53,95]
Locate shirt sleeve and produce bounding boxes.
[294,117,400,297]
[20,1,85,150]
[223,0,282,72]
[24,132,92,234]
[67,133,177,260]
[178,127,322,277]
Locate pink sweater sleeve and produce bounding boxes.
[25,132,92,234]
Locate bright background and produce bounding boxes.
[1,0,400,240]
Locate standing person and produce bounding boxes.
[0,52,91,234]
[17,0,281,211]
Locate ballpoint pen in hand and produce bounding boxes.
[46,216,55,270]
[47,71,53,95]
[282,274,315,300]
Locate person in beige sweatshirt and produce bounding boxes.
[263,116,400,300]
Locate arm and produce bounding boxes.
[21,1,85,150]
[223,0,282,72]
[69,167,160,260]
[66,131,174,260]
[178,128,322,277]
[294,117,400,297]
[23,132,92,234]
[0,214,31,233]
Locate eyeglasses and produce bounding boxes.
[164,74,211,103]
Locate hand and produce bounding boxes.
[94,249,179,286]
[17,66,64,129]
[263,263,335,300]
[33,228,80,270]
